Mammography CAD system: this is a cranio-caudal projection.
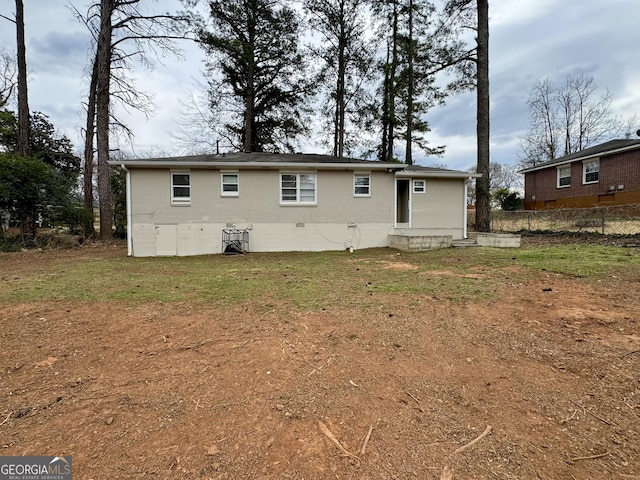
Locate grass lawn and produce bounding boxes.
[1,241,639,479]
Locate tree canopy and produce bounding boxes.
[0,110,80,191]
[0,152,68,239]
[190,0,313,153]
[304,0,376,158]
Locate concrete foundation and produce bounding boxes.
[473,232,521,248]
[388,234,452,252]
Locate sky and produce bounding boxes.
[0,0,638,172]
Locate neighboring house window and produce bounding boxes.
[557,165,571,188]
[171,171,190,205]
[280,173,317,204]
[221,172,239,197]
[354,173,371,196]
[583,159,599,184]
[413,179,426,193]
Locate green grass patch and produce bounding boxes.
[1,245,639,307]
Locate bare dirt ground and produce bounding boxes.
[1,237,639,479]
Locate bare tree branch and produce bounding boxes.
[520,74,626,168]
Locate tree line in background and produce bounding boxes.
[0,0,628,248]
[519,73,636,168]
[177,0,481,162]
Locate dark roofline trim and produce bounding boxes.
[110,159,405,171]
[519,140,640,174]
[108,152,406,170]
[395,170,482,179]
[109,153,476,177]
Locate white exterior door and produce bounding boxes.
[155,225,177,256]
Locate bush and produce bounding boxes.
[50,205,94,236]
[493,188,523,211]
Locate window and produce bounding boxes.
[557,165,571,188]
[583,159,599,184]
[221,172,239,197]
[280,173,316,204]
[354,173,370,196]
[413,179,426,193]
[171,172,190,204]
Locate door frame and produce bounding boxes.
[395,178,411,227]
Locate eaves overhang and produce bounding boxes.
[109,159,405,171]
[395,170,482,179]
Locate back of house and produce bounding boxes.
[111,153,476,256]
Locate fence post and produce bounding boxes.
[601,208,606,235]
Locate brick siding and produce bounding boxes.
[524,148,640,209]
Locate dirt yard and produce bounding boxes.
[1,238,639,479]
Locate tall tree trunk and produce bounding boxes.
[15,0,29,158]
[83,56,98,235]
[475,0,490,232]
[405,0,414,165]
[335,28,346,158]
[16,0,35,239]
[244,6,255,152]
[244,59,254,152]
[96,0,113,241]
[386,1,398,162]
[380,40,391,162]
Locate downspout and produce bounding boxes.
[463,179,469,239]
[122,165,133,257]
[393,173,397,228]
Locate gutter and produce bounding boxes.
[395,171,482,179]
[107,160,405,171]
[121,164,133,257]
[463,180,468,239]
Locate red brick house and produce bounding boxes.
[520,139,640,210]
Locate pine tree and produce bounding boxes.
[373,0,448,164]
[304,0,376,158]
[194,0,312,152]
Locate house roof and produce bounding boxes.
[397,165,482,179]
[110,152,479,178]
[519,139,640,173]
[110,152,404,170]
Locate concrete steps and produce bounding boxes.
[451,238,479,248]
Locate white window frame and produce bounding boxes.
[221,171,239,197]
[171,171,191,205]
[354,173,371,197]
[413,179,426,193]
[556,165,571,188]
[280,172,317,205]
[583,159,599,184]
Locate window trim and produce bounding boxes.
[583,159,599,184]
[354,173,371,197]
[280,172,317,205]
[413,179,426,193]
[171,171,191,205]
[221,171,239,197]
[556,165,571,188]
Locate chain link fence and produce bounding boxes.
[469,204,640,235]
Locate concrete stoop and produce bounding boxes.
[389,232,521,252]
[469,232,521,248]
[388,234,452,252]
[451,238,480,248]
